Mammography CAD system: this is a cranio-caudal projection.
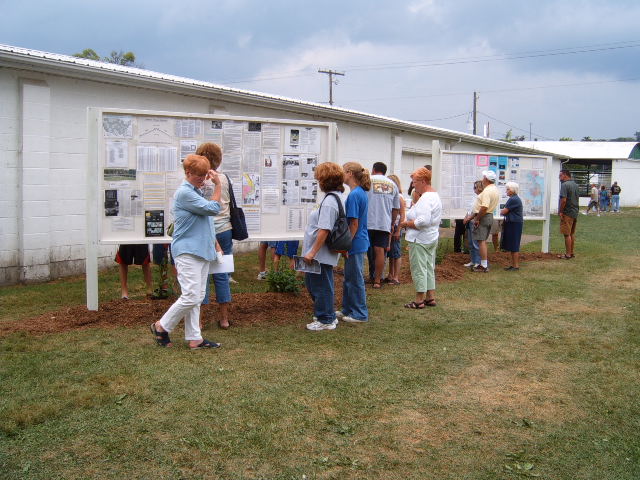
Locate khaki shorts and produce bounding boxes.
[472,214,493,242]
[490,219,503,235]
[560,215,577,236]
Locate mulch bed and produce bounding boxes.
[0,251,556,337]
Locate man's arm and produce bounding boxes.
[559,197,567,217]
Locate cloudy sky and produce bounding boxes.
[2,0,639,140]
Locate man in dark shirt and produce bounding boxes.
[558,169,579,259]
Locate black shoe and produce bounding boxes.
[472,265,489,273]
[503,266,520,271]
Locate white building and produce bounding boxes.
[1,44,560,285]
[517,141,640,207]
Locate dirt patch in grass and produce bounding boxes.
[0,252,555,337]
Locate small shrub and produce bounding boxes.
[266,268,303,294]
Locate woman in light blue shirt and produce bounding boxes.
[150,154,222,349]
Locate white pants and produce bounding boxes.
[158,253,209,341]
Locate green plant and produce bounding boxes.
[265,267,303,294]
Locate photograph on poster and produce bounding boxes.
[104,168,136,181]
[104,190,119,216]
[145,210,165,237]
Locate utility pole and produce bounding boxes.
[472,91,478,135]
[318,69,344,106]
[529,123,532,141]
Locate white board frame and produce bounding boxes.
[86,108,337,310]
[432,141,552,253]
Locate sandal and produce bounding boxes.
[556,254,573,259]
[388,279,400,285]
[190,339,221,350]
[404,300,426,309]
[150,323,172,347]
[425,299,437,307]
[372,283,382,289]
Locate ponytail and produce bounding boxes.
[343,162,371,191]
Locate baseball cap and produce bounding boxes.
[481,170,497,182]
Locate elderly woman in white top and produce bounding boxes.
[400,167,442,308]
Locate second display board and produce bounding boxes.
[94,109,336,243]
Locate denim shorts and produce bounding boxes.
[387,239,402,258]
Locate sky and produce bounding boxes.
[1,0,639,141]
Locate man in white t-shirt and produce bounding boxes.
[366,162,400,288]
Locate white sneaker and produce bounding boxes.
[257,271,267,280]
[306,320,337,331]
[335,310,345,320]
[342,315,368,323]
[228,276,238,284]
[463,262,474,267]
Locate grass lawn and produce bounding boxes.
[1,210,639,479]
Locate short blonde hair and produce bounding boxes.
[505,182,519,195]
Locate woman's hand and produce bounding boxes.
[207,170,220,185]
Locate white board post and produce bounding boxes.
[431,140,441,192]
[86,108,100,311]
[541,155,553,253]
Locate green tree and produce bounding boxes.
[559,137,573,141]
[73,48,100,61]
[72,48,141,67]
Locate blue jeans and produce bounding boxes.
[304,263,335,324]
[466,222,481,265]
[611,194,620,212]
[342,252,368,321]
[202,229,233,305]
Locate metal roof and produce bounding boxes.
[0,43,564,157]
[516,141,640,160]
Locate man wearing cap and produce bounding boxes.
[470,170,500,272]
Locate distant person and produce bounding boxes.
[385,174,406,284]
[400,167,441,308]
[584,183,599,215]
[273,240,299,271]
[610,181,622,213]
[336,162,370,323]
[256,241,276,280]
[366,162,400,289]
[150,154,222,349]
[490,219,502,252]
[302,162,345,331]
[500,182,524,271]
[557,169,579,259]
[115,244,152,299]
[463,181,484,269]
[471,170,500,273]
[598,185,609,214]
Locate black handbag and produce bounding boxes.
[320,192,352,252]
[225,174,249,241]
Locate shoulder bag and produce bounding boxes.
[225,174,249,241]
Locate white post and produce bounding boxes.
[85,108,100,310]
[431,140,441,192]
[541,155,553,253]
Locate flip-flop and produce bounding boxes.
[388,279,401,285]
[404,301,426,309]
[372,283,382,289]
[556,254,573,259]
[150,323,172,347]
[425,299,437,307]
[190,339,221,350]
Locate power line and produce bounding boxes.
[341,76,640,104]
[477,111,555,140]
[220,39,640,85]
[407,112,469,122]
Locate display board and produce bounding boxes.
[88,109,337,244]
[437,150,551,220]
